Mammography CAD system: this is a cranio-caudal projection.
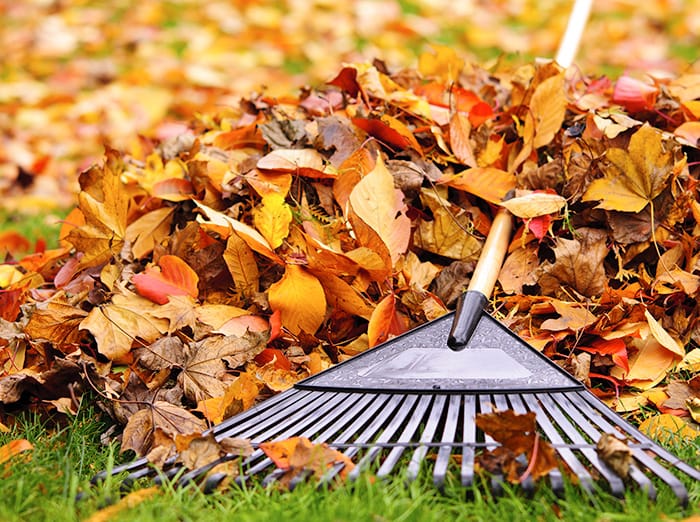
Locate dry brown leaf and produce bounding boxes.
[596,433,632,478]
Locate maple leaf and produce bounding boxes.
[23,300,88,350]
[65,148,129,268]
[178,331,267,403]
[581,124,676,213]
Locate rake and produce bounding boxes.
[93,0,700,504]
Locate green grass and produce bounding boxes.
[0,400,698,522]
[0,208,70,253]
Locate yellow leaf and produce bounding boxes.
[349,155,410,264]
[678,348,700,372]
[611,336,681,389]
[418,45,465,83]
[500,192,567,219]
[253,193,293,249]
[438,167,516,205]
[581,124,675,212]
[530,73,567,149]
[194,200,281,263]
[125,207,175,259]
[638,414,700,445]
[84,487,160,522]
[0,439,33,466]
[645,309,684,357]
[223,232,260,298]
[268,264,326,335]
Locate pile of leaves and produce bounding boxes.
[1,49,700,468]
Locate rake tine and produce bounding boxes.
[478,395,505,496]
[348,394,420,481]
[178,392,363,488]
[461,394,477,488]
[492,394,535,495]
[508,394,564,495]
[317,394,407,487]
[433,395,461,490]
[568,392,694,505]
[376,394,433,479]
[548,392,656,499]
[519,394,597,496]
[407,395,446,482]
[539,393,626,497]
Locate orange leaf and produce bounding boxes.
[367,293,407,347]
[579,338,630,374]
[268,264,326,335]
[0,439,33,466]
[351,116,422,154]
[132,255,199,305]
[438,167,516,205]
[0,231,31,255]
[254,348,292,371]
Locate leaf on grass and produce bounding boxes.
[0,439,33,466]
[638,414,700,445]
[260,436,355,487]
[581,124,675,212]
[268,264,326,335]
[596,434,632,478]
[84,487,160,522]
[475,410,557,483]
[132,255,199,305]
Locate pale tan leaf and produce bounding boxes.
[500,192,567,219]
[125,207,175,259]
[645,309,684,357]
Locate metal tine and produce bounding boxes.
[94,393,298,484]
[519,394,597,496]
[207,392,382,489]
[237,393,392,488]
[204,391,381,492]
[348,394,420,481]
[177,391,363,488]
[376,394,433,479]
[478,394,504,496]
[317,393,408,487]
[508,394,564,495]
[492,394,534,495]
[538,393,627,497]
[567,392,692,504]
[406,395,446,482]
[460,394,477,488]
[574,391,700,480]
[433,395,461,490]
[547,392,655,499]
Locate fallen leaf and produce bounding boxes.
[0,439,33,466]
[268,264,326,335]
[596,434,632,478]
[253,193,293,249]
[84,487,160,522]
[438,167,516,205]
[132,255,199,305]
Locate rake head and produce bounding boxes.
[94,314,700,505]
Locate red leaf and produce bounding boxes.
[327,67,360,98]
[580,338,630,374]
[132,255,199,305]
[612,75,658,113]
[351,117,420,152]
[526,214,553,240]
[254,348,291,371]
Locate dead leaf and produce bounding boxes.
[268,264,326,335]
[596,434,632,478]
[0,439,33,466]
[253,193,293,249]
[84,487,160,522]
[438,167,516,205]
[132,255,199,305]
[582,124,676,213]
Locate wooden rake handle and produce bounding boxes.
[448,0,592,350]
